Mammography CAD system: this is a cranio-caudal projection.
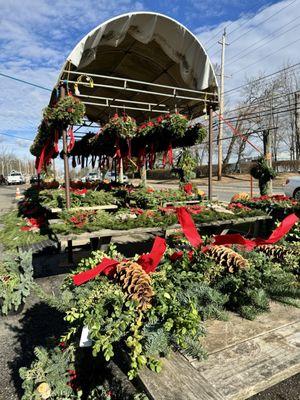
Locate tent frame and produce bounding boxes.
[61,70,216,202]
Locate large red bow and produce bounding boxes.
[72,236,166,286]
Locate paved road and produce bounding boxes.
[148,180,284,202]
[0,185,21,213]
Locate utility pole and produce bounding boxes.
[217,28,229,181]
[295,92,300,160]
[263,129,272,195]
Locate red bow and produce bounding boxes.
[72,236,166,286]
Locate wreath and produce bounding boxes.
[103,114,137,139]
[250,157,277,195]
[43,96,85,128]
[30,121,51,156]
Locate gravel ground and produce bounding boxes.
[249,373,300,400]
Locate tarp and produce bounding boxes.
[57,12,218,122]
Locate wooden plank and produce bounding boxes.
[45,204,118,213]
[138,303,300,400]
[139,353,224,400]
[192,322,300,400]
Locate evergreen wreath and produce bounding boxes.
[43,96,85,128]
[250,157,276,195]
[103,114,137,139]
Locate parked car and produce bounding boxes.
[6,171,25,185]
[86,172,102,182]
[284,175,300,200]
[30,175,39,184]
[104,171,129,183]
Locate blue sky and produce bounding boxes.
[0,0,298,165]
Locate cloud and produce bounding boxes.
[0,0,298,163]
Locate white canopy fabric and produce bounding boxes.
[57,12,218,122]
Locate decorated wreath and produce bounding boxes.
[43,95,85,128]
[103,113,137,139]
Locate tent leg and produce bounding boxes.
[60,85,71,209]
[119,158,124,184]
[141,164,147,187]
[208,105,213,201]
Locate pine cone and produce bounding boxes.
[114,261,154,311]
[256,244,288,260]
[205,245,249,272]
[256,243,300,260]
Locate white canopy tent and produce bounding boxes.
[52,12,218,204]
[56,12,218,124]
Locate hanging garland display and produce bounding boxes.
[43,95,85,128]
[31,93,86,173]
[102,113,137,139]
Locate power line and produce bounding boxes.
[233,36,300,75]
[210,0,298,58]
[224,62,300,94]
[204,2,271,51]
[227,17,300,65]
[0,72,52,92]
[0,132,33,142]
[229,0,298,45]
[224,90,299,116]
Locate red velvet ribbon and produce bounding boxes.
[148,144,156,169]
[137,236,167,273]
[67,126,75,153]
[73,258,119,286]
[183,183,193,195]
[176,207,203,248]
[213,212,300,249]
[35,139,51,174]
[162,144,173,168]
[138,147,146,168]
[72,236,166,286]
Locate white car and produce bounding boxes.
[104,171,129,183]
[6,171,25,185]
[284,175,300,200]
[86,172,102,182]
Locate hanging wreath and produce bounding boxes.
[43,96,85,127]
[160,113,189,139]
[103,114,137,139]
[30,121,51,156]
[250,157,277,195]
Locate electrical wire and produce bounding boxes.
[0,132,33,141]
[227,18,300,65]
[230,0,298,45]
[223,62,300,94]
[233,36,300,75]
[0,72,52,92]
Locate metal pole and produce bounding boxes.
[250,174,253,198]
[119,157,124,183]
[208,105,213,200]
[53,158,56,181]
[60,85,71,209]
[217,29,228,181]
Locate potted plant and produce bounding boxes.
[0,251,34,316]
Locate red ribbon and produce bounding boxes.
[72,236,166,286]
[138,236,167,273]
[67,126,75,153]
[213,212,300,249]
[176,207,203,248]
[162,143,173,168]
[183,183,193,195]
[73,258,119,286]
